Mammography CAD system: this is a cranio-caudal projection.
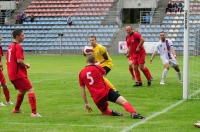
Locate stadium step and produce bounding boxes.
[6,0,32,25]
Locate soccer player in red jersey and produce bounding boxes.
[6,30,42,117]
[126,26,152,87]
[0,36,13,106]
[79,55,145,119]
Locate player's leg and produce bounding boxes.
[129,67,135,80]
[133,64,142,86]
[170,59,182,83]
[161,59,170,84]
[103,66,118,92]
[173,65,182,83]
[108,89,144,119]
[1,74,13,104]
[12,78,41,117]
[11,79,25,112]
[145,66,153,80]
[0,73,11,104]
[103,77,116,91]
[0,87,6,106]
[96,95,122,116]
[131,54,142,86]
[2,84,13,104]
[24,78,42,117]
[27,88,42,117]
[138,52,152,86]
[13,91,25,113]
[128,57,135,80]
[138,64,152,86]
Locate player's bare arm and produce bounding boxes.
[0,63,3,71]
[150,52,156,64]
[171,47,177,58]
[136,37,145,52]
[126,46,130,57]
[0,55,3,71]
[17,59,30,69]
[80,86,92,113]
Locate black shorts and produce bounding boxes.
[108,89,121,103]
[103,66,111,75]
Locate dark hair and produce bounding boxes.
[160,31,165,34]
[87,55,95,63]
[12,29,23,39]
[89,36,97,40]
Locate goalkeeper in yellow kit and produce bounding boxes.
[89,36,118,92]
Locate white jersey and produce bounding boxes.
[154,39,175,60]
[154,39,178,67]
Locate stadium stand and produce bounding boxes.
[0,0,119,53]
[139,0,200,52]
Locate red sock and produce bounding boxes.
[142,67,151,80]
[28,93,37,114]
[102,108,113,115]
[15,93,25,111]
[3,87,10,102]
[129,67,135,79]
[135,69,142,83]
[147,67,153,79]
[123,102,136,114]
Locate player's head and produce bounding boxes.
[89,36,97,47]
[125,26,134,36]
[12,29,24,43]
[0,36,2,44]
[160,31,166,42]
[86,54,95,64]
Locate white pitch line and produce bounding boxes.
[121,99,186,132]
[0,122,123,128]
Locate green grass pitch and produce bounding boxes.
[0,54,199,132]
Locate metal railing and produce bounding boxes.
[140,11,160,25]
[116,0,123,27]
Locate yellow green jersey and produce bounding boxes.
[93,44,113,69]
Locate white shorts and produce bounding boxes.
[162,58,178,68]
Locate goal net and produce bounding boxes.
[183,0,200,99]
[188,29,200,99]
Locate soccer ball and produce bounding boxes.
[82,46,93,56]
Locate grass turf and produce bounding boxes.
[0,55,199,132]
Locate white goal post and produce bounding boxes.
[183,0,189,99]
[184,0,200,99]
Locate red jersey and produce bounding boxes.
[6,42,27,81]
[126,32,145,55]
[0,46,4,74]
[79,65,110,103]
[0,46,3,63]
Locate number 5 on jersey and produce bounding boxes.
[86,72,94,85]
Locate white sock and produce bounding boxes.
[177,72,182,81]
[162,68,168,79]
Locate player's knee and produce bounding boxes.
[27,87,35,93]
[2,84,7,89]
[128,61,133,66]
[19,91,26,95]
[116,96,127,105]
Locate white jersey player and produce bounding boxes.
[150,32,182,85]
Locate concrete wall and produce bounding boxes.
[0,1,16,10]
[122,0,158,9]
